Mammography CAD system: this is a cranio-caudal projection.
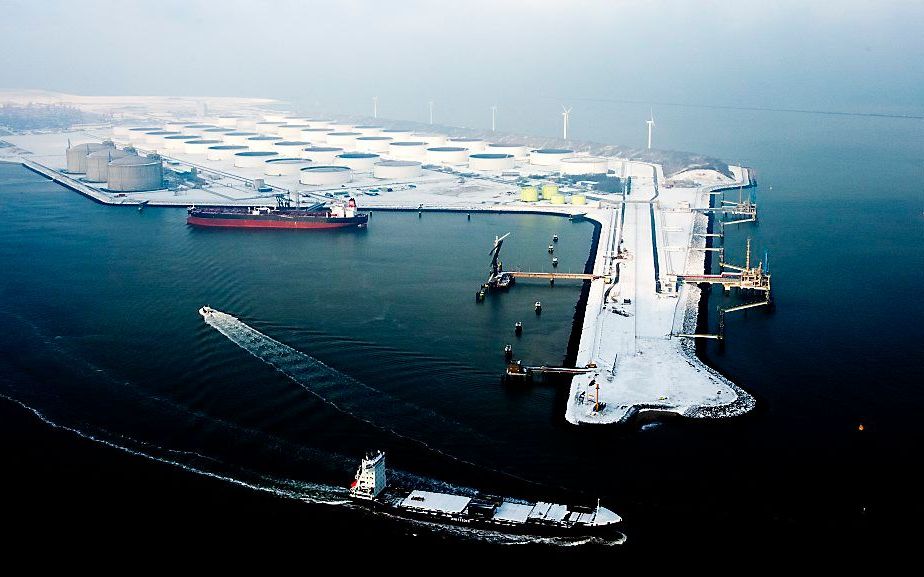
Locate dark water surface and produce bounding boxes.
[1,105,920,554]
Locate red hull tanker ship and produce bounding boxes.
[187,198,368,230]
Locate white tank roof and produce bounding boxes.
[299,165,352,185]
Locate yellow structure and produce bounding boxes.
[571,194,586,205]
[550,194,566,204]
[519,186,539,202]
[541,184,559,199]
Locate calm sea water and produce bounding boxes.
[1,105,920,552]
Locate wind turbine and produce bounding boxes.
[561,105,572,140]
[372,96,378,119]
[491,105,497,132]
[428,100,434,125]
[646,109,655,150]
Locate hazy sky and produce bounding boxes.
[1,0,921,120]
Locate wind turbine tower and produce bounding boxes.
[372,96,378,119]
[491,105,497,132]
[428,100,434,125]
[646,110,655,150]
[561,106,572,140]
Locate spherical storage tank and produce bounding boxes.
[222,131,258,145]
[373,160,422,180]
[487,143,528,160]
[355,136,393,153]
[235,151,279,168]
[207,144,248,161]
[163,134,200,151]
[468,153,515,171]
[325,132,361,148]
[299,165,352,186]
[334,152,380,172]
[447,138,485,153]
[246,136,283,152]
[519,186,539,202]
[388,141,427,161]
[300,146,343,163]
[184,139,223,155]
[426,146,469,165]
[264,158,308,176]
[66,142,111,173]
[529,148,574,167]
[85,148,131,182]
[107,155,163,192]
[560,156,609,175]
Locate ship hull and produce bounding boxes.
[187,215,366,229]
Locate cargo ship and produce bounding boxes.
[187,198,367,229]
[349,451,622,536]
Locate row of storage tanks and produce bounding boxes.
[65,142,163,192]
[518,184,587,205]
[111,117,621,185]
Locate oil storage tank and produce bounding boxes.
[412,133,447,147]
[334,152,380,172]
[222,131,258,145]
[234,151,279,168]
[184,139,222,155]
[426,146,469,165]
[278,125,310,139]
[468,153,515,171]
[529,148,573,168]
[127,127,161,143]
[144,130,180,148]
[387,141,427,161]
[299,165,352,186]
[66,142,111,173]
[381,128,412,140]
[207,144,248,161]
[300,127,332,142]
[246,135,283,152]
[217,115,239,128]
[163,134,200,151]
[560,156,609,175]
[300,146,343,163]
[273,141,311,157]
[486,143,528,160]
[373,160,422,179]
[355,136,393,153]
[325,132,361,148]
[448,137,485,153]
[354,125,383,136]
[85,148,131,182]
[264,158,308,176]
[255,121,286,135]
[106,155,163,192]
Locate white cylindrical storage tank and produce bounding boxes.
[263,113,289,122]
[221,131,258,145]
[355,136,393,153]
[184,139,223,155]
[112,125,132,138]
[334,152,380,172]
[264,158,308,176]
[468,153,515,171]
[327,123,354,132]
[255,121,286,135]
[300,146,343,163]
[66,142,111,173]
[325,132,361,148]
[207,144,248,161]
[164,121,188,131]
[486,143,528,160]
[299,127,330,142]
[234,151,279,168]
[106,155,163,192]
[284,116,311,124]
[246,136,283,152]
[412,133,448,147]
[273,141,311,157]
[304,119,333,129]
[426,146,469,165]
[183,123,213,131]
[560,156,610,175]
[144,130,180,148]
[373,160,422,179]
[299,165,352,186]
[529,148,574,167]
[127,127,160,143]
[235,118,258,131]
[278,125,310,139]
[387,141,427,160]
[608,158,626,177]
[354,125,383,136]
[381,128,412,140]
[163,134,200,151]
[202,127,234,137]
[447,137,485,153]
[85,148,131,181]
[217,115,239,128]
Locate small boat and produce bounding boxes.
[547,244,554,254]
[552,234,559,242]
[504,344,513,359]
[535,301,542,314]
[514,321,523,335]
[552,257,559,267]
